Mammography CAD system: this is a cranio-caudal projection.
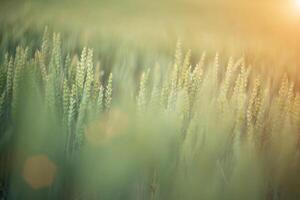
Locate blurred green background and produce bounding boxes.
[2,0,300,81]
[1,0,300,53]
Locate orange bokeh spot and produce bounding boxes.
[22,155,57,189]
[85,109,129,146]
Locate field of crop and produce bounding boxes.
[1,0,300,200]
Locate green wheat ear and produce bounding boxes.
[137,69,150,113]
[105,73,113,111]
[179,49,191,88]
[167,64,178,111]
[63,78,70,124]
[50,33,62,75]
[92,61,102,101]
[0,91,6,119]
[12,47,28,118]
[246,77,261,133]
[189,52,205,103]
[6,57,14,100]
[76,47,87,93]
[84,49,94,100]
[219,57,234,99]
[97,84,104,114]
[64,54,71,77]
[160,80,169,110]
[41,26,49,61]
[212,52,219,88]
[68,84,77,133]
[76,90,89,149]
[175,88,190,120]
[0,65,6,93]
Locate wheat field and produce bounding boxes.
[1,1,300,200]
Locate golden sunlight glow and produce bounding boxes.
[296,0,300,7]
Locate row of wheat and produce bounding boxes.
[0,29,300,199]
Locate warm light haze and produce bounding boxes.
[1,0,300,200]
